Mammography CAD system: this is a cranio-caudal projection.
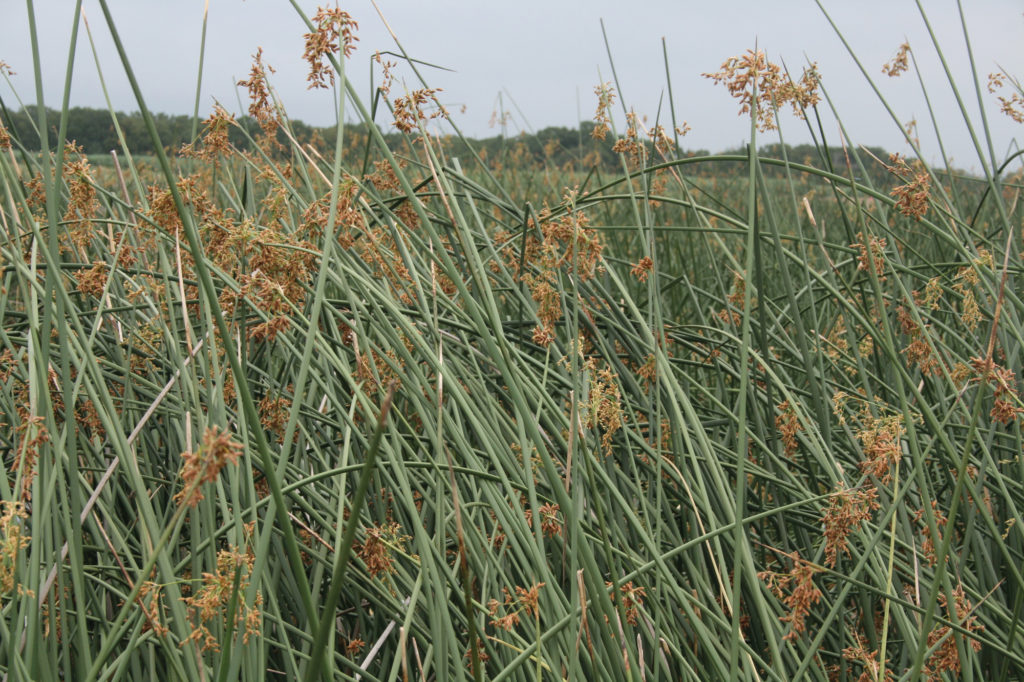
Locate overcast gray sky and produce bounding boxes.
[2,1,1021,171]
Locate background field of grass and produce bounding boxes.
[0,2,1022,681]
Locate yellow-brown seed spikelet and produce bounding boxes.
[303,7,359,90]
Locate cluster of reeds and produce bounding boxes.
[0,1,1021,680]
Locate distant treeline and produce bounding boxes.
[1,104,901,183]
[0,104,307,157]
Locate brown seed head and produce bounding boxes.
[303,7,359,89]
[703,50,820,132]
[758,551,822,641]
[237,48,278,135]
[822,483,879,567]
[882,42,911,78]
[174,426,244,508]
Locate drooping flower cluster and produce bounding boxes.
[704,50,820,132]
[182,547,262,651]
[822,483,879,568]
[175,426,244,508]
[303,7,359,89]
[759,551,823,641]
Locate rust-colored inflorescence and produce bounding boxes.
[703,50,820,132]
[988,72,1024,124]
[355,521,410,579]
[591,82,616,141]
[856,414,905,485]
[237,48,278,135]
[606,580,647,626]
[0,501,29,601]
[180,105,236,161]
[923,585,983,680]
[852,230,889,280]
[487,581,546,631]
[775,400,801,458]
[588,368,623,455]
[62,143,101,256]
[537,502,563,538]
[759,551,823,641]
[822,483,879,568]
[174,426,245,508]
[626,256,651,280]
[0,63,13,149]
[392,87,447,134]
[886,154,932,220]
[182,547,262,651]
[303,7,359,89]
[842,629,895,682]
[520,195,604,347]
[970,355,1024,426]
[882,42,911,78]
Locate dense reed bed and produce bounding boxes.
[0,2,1022,680]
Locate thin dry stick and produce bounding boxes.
[276,123,330,185]
[574,568,595,660]
[412,636,426,682]
[613,609,630,674]
[355,619,397,681]
[640,610,672,673]
[802,197,839,274]
[38,338,207,605]
[288,511,334,552]
[90,509,166,636]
